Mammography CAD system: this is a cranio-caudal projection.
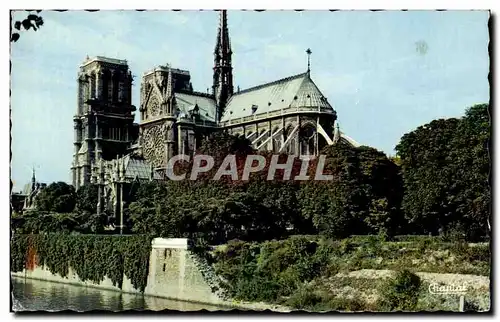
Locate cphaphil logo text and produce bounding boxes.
[428,282,468,295]
[165,154,333,181]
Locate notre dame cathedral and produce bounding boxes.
[70,10,360,228]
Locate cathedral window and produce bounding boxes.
[118,81,124,103]
[102,71,109,101]
[90,74,96,99]
[112,73,119,102]
[300,125,316,156]
[108,72,114,103]
[109,127,118,140]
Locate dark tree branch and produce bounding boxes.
[11,10,44,42]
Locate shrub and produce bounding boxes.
[211,237,335,303]
[378,269,421,311]
[285,287,325,310]
[286,287,366,312]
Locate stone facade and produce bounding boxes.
[138,66,217,174]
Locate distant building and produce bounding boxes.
[11,192,26,213]
[11,169,46,212]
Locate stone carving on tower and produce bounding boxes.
[142,123,169,168]
[148,95,161,118]
[139,65,184,169]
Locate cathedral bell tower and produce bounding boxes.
[213,10,234,123]
[72,57,136,190]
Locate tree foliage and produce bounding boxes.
[13,104,490,242]
[13,182,108,234]
[299,144,403,238]
[396,104,490,240]
[212,237,334,302]
[126,180,298,244]
[35,181,76,213]
[11,10,44,42]
[75,184,98,213]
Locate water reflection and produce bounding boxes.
[11,276,227,312]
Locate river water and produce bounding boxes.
[11,276,228,312]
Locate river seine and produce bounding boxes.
[11,276,227,312]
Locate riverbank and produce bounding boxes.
[10,234,291,312]
[11,233,490,312]
[11,275,224,312]
[207,236,490,312]
[11,270,290,312]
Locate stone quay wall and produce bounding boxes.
[11,238,287,311]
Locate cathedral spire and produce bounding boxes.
[213,9,234,123]
[214,10,231,57]
[31,166,36,190]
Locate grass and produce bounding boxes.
[323,237,490,276]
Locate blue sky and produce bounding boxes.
[10,10,490,190]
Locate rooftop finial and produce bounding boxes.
[306,48,312,73]
[333,122,341,143]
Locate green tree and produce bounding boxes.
[396,118,461,235]
[75,184,98,213]
[300,144,403,238]
[396,104,490,240]
[14,210,80,234]
[197,131,254,157]
[35,181,76,213]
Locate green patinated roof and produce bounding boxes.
[175,92,216,123]
[121,154,163,180]
[221,72,334,122]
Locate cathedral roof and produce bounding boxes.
[175,92,217,123]
[120,154,163,180]
[221,72,334,122]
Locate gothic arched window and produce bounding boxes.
[300,124,316,156]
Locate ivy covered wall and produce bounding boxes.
[11,234,153,292]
